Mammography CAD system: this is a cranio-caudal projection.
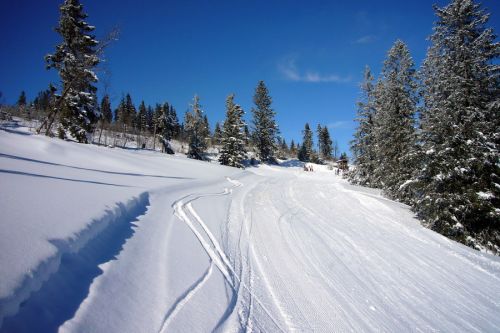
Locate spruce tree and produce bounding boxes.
[213,122,223,145]
[185,95,208,160]
[46,0,100,143]
[417,0,500,252]
[17,91,27,108]
[137,101,148,133]
[350,66,378,186]
[101,95,112,124]
[298,123,314,162]
[251,81,279,162]
[319,126,333,161]
[372,40,419,203]
[156,102,179,153]
[290,140,297,156]
[219,94,247,168]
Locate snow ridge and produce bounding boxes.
[0,192,150,328]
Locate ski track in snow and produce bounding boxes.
[168,177,288,333]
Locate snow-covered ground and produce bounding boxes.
[1,123,500,332]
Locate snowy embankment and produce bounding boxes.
[1,123,500,332]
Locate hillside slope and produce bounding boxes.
[1,125,499,332]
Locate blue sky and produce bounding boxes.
[1,0,499,155]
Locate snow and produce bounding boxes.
[1,123,500,332]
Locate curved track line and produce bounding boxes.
[158,262,214,333]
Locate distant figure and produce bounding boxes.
[303,163,314,172]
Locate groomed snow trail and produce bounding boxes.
[220,167,500,332]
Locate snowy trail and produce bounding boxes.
[223,169,500,332]
[1,127,500,332]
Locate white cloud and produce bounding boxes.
[327,121,352,129]
[352,35,376,44]
[278,57,351,83]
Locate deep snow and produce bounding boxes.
[1,123,499,332]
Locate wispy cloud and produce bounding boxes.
[278,57,351,83]
[327,121,352,129]
[352,35,376,44]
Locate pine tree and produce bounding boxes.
[417,0,500,252]
[124,93,136,130]
[152,103,163,150]
[213,122,223,145]
[46,0,100,143]
[251,81,279,162]
[372,40,419,202]
[156,102,179,153]
[349,66,378,186]
[137,101,148,133]
[219,94,247,168]
[17,91,27,108]
[185,95,208,160]
[146,105,154,133]
[244,125,250,146]
[101,95,112,124]
[319,125,333,161]
[290,139,297,156]
[298,123,314,162]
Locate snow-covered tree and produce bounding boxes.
[298,123,314,162]
[251,81,279,162]
[46,0,100,143]
[349,66,378,186]
[185,95,208,160]
[372,40,419,203]
[137,101,148,133]
[417,0,500,252]
[219,94,247,168]
[156,102,179,153]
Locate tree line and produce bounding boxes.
[8,0,346,170]
[349,0,499,253]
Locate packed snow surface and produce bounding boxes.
[1,124,500,332]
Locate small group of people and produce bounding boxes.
[303,163,314,172]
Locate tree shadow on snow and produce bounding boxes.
[0,153,193,180]
[0,197,150,333]
[0,169,131,187]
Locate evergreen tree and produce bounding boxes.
[280,138,289,158]
[349,66,378,186]
[244,124,250,146]
[114,96,125,123]
[417,0,500,252]
[124,93,136,130]
[156,102,179,152]
[290,139,297,156]
[137,101,148,133]
[146,105,154,133]
[185,95,208,160]
[17,91,27,108]
[101,94,112,124]
[33,88,55,113]
[251,81,279,162]
[152,103,163,150]
[219,94,247,168]
[46,0,100,143]
[372,40,419,202]
[213,122,223,145]
[319,125,333,161]
[298,123,314,162]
